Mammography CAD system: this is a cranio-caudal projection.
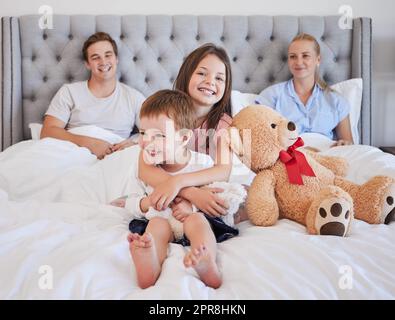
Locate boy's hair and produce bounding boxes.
[140,90,196,130]
[173,43,232,131]
[82,32,118,62]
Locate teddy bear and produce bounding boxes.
[228,105,395,236]
[145,181,247,240]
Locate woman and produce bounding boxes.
[256,33,353,146]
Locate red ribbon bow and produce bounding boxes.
[279,137,315,185]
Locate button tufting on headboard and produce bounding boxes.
[0,15,372,149]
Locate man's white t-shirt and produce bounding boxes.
[45,81,145,139]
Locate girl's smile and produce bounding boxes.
[188,54,226,108]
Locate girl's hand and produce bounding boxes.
[150,176,183,210]
[191,187,229,218]
[110,197,126,208]
[331,139,352,147]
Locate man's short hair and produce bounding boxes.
[140,90,196,130]
[82,32,118,62]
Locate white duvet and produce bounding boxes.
[0,129,394,299]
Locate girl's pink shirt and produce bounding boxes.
[188,113,233,159]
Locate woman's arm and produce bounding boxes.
[332,115,353,147]
[41,115,113,159]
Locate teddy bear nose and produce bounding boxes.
[287,121,296,131]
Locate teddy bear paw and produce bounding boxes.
[315,197,352,237]
[382,184,395,225]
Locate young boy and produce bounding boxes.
[111,90,238,289]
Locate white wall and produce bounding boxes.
[1,0,394,146]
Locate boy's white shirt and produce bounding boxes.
[125,150,214,218]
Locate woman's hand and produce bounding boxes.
[189,187,229,218]
[171,197,193,222]
[112,138,138,152]
[331,139,353,147]
[150,176,183,210]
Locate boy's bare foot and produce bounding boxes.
[183,244,222,289]
[128,232,160,289]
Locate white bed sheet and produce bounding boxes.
[0,131,394,299]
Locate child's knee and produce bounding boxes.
[184,213,209,229]
[147,217,172,233]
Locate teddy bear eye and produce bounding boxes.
[271,123,277,129]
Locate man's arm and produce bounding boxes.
[40,115,113,159]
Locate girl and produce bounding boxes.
[256,33,353,147]
[138,43,237,217]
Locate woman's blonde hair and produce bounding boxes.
[289,33,332,92]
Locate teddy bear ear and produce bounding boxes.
[227,127,244,156]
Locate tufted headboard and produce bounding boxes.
[1,15,372,150]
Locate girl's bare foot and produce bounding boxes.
[128,232,160,289]
[184,244,222,289]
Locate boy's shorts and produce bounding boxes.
[129,214,239,247]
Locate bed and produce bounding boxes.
[1,15,394,299]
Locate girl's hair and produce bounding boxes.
[173,43,232,131]
[289,33,332,92]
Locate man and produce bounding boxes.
[40,32,144,159]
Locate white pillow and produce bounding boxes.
[29,123,43,140]
[231,78,363,144]
[231,90,258,116]
[28,123,124,144]
[330,78,362,144]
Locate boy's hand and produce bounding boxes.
[150,176,182,210]
[110,197,126,208]
[171,197,193,222]
[190,187,229,218]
